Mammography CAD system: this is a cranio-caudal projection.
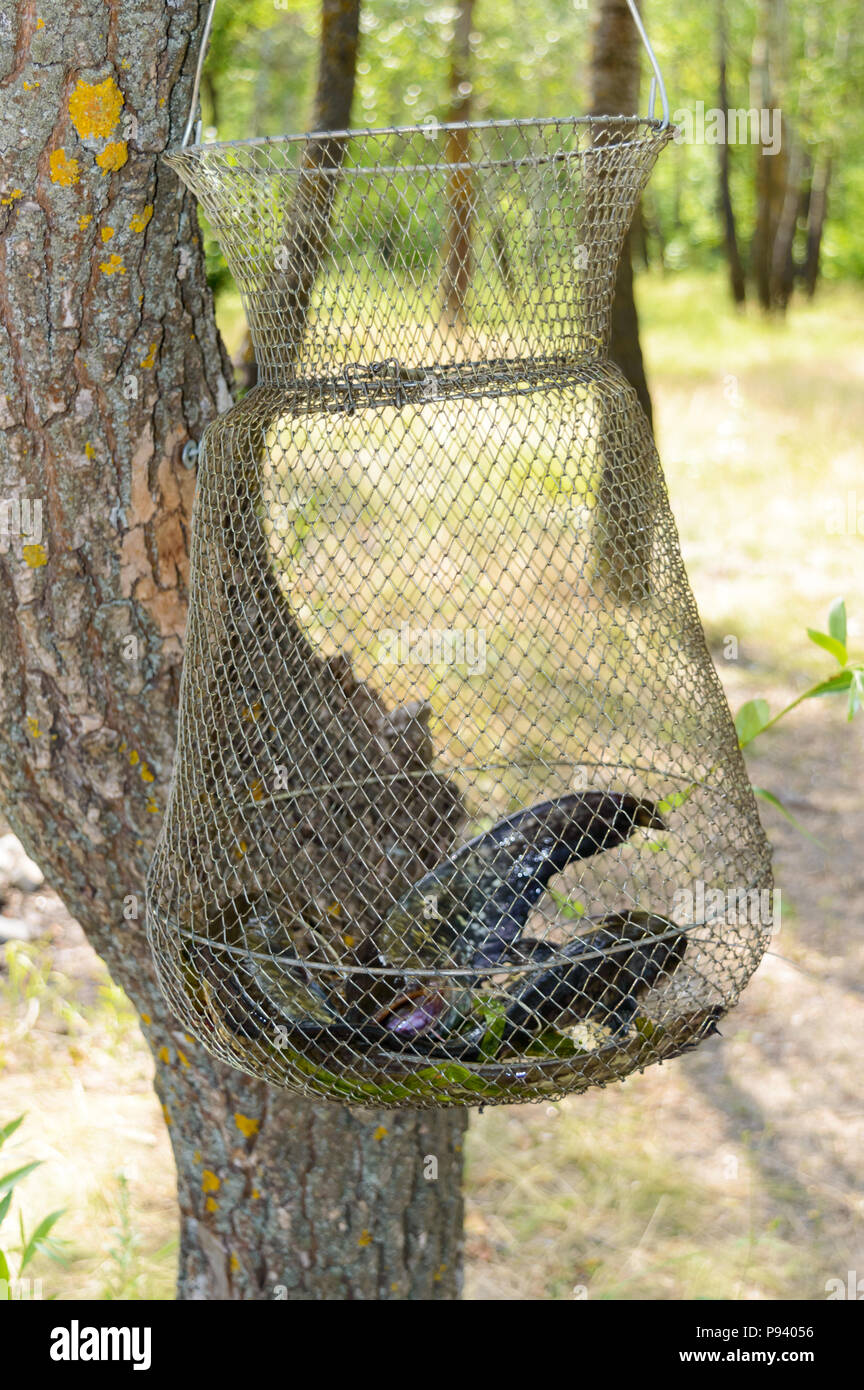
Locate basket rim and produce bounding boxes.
[165,113,676,166]
[170,910,765,981]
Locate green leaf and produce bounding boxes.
[0,1247,10,1295]
[828,597,847,648]
[848,669,864,722]
[806,628,847,665]
[547,888,585,919]
[525,1027,581,1058]
[0,1190,12,1228]
[805,671,853,698]
[478,1012,506,1061]
[19,1209,65,1273]
[418,1062,478,1088]
[735,698,771,748]
[0,1117,25,1151]
[657,788,694,814]
[753,787,823,846]
[0,1162,40,1200]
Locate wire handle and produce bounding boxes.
[180,0,669,149]
[181,0,217,148]
[626,0,670,128]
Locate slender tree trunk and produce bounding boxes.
[670,141,683,235]
[239,0,362,390]
[631,202,650,270]
[770,137,802,310]
[589,0,652,427]
[642,192,666,271]
[803,155,831,297]
[0,0,466,1301]
[442,0,476,326]
[749,0,787,311]
[588,0,656,603]
[717,0,747,305]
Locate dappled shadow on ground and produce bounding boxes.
[465,698,864,1300]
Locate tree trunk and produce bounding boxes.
[238,0,362,390]
[717,0,747,306]
[641,192,666,271]
[803,155,831,297]
[749,0,787,311]
[589,0,652,427]
[770,137,803,310]
[441,0,476,326]
[588,0,656,603]
[0,0,466,1301]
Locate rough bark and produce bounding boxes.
[0,0,466,1300]
[717,0,747,306]
[441,0,476,326]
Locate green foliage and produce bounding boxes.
[199,2,864,287]
[750,787,820,844]
[0,1115,66,1298]
[547,888,586,920]
[100,1173,143,1301]
[735,697,771,748]
[736,599,863,830]
[475,995,508,1061]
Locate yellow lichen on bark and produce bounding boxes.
[49,149,81,186]
[68,76,124,139]
[130,205,154,233]
[96,141,128,174]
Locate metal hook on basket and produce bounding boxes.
[625,0,670,129]
[181,0,218,149]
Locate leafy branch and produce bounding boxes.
[735,598,863,834]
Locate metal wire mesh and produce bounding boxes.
[146,116,773,1107]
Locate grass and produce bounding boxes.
[465,1090,808,1300]
[1,270,863,1298]
[641,273,864,677]
[0,937,177,1300]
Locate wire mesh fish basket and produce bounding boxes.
[146,10,773,1108]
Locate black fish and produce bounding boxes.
[498,910,688,1051]
[374,911,686,1060]
[376,792,665,974]
[194,943,398,1058]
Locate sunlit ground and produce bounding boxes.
[1,271,863,1299]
